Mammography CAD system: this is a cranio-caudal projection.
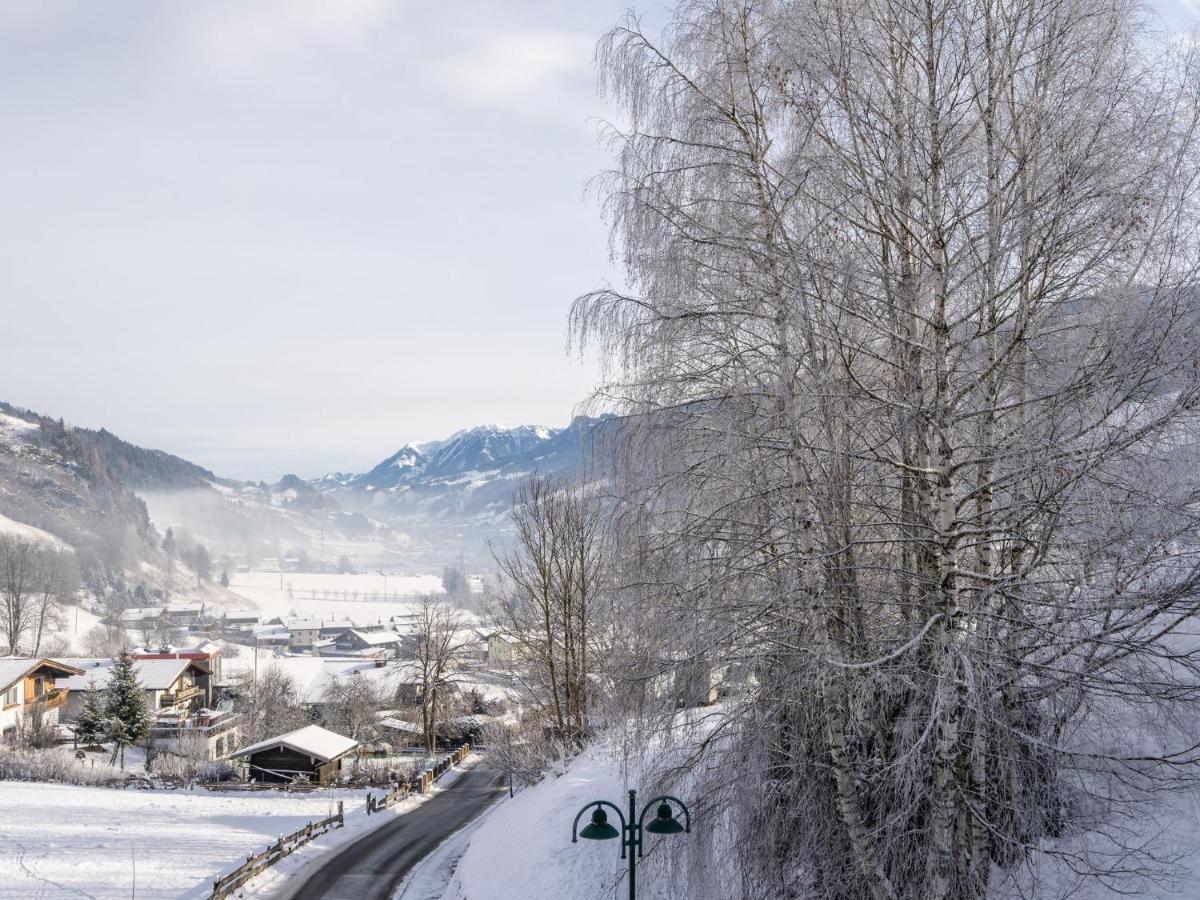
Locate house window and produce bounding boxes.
[2,685,18,708]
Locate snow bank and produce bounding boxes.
[444,746,687,900]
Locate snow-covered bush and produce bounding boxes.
[484,720,574,788]
[0,746,126,786]
[146,750,233,783]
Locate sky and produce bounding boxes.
[1,0,1196,481]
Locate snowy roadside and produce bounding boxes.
[243,754,481,899]
[391,785,507,900]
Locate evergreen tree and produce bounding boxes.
[193,544,212,584]
[74,682,105,748]
[161,527,176,559]
[219,569,229,589]
[103,653,152,769]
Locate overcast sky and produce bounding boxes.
[2,0,1196,481]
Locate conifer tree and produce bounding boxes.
[73,681,105,748]
[103,653,151,769]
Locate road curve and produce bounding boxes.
[281,762,506,900]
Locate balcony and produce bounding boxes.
[159,684,204,708]
[150,711,239,738]
[26,688,67,712]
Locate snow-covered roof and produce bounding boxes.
[119,607,162,622]
[377,716,422,734]
[226,657,372,703]
[0,658,84,692]
[56,658,206,692]
[345,628,401,646]
[282,618,323,631]
[165,603,204,613]
[231,724,357,762]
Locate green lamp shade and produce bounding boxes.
[579,808,620,841]
[645,803,685,835]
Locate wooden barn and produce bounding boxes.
[231,725,357,786]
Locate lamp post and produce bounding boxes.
[571,789,691,900]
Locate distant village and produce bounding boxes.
[1,590,520,787]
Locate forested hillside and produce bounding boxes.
[0,402,166,588]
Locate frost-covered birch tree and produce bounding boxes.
[574,0,1200,896]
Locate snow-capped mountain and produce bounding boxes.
[320,416,616,531]
[349,421,600,493]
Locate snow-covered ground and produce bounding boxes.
[0,781,374,899]
[441,747,658,900]
[435,740,1200,900]
[0,510,67,548]
[226,572,443,622]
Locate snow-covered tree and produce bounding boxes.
[103,653,151,769]
[74,681,106,748]
[321,672,384,743]
[493,474,607,744]
[574,1,1200,896]
[236,665,307,746]
[412,595,466,754]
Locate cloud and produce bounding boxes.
[177,0,395,83]
[435,29,593,114]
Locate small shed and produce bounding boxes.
[232,725,357,785]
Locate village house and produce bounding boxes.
[232,724,358,785]
[119,607,163,629]
[149,706,240,760]
[57,657,213,719]
[0,658,84,743]
[274,617,322,648]
[483,631,519,668]
[248,623,291,649]
[221,611,260,633]
[329,627,403,659]
[131,642,223,686]
[163,602,206,627]
[318,620,354,641]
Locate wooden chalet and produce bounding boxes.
[0,658,84,743]
[231,724,358,785]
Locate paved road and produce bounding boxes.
[283,763,506,900]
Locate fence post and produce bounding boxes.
[338,800,344,825]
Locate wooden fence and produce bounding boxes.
[366,744,470,815]
[208,801,343,899]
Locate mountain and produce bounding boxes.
[74,425,219,492]
[350,422,588,491]
[0,398,618,577]
[320,416,618,549]
[0,402,165,586]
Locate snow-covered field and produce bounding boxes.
[226,571,443,622]
[0,781,376,899]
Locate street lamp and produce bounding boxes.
[571,789,691,900]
